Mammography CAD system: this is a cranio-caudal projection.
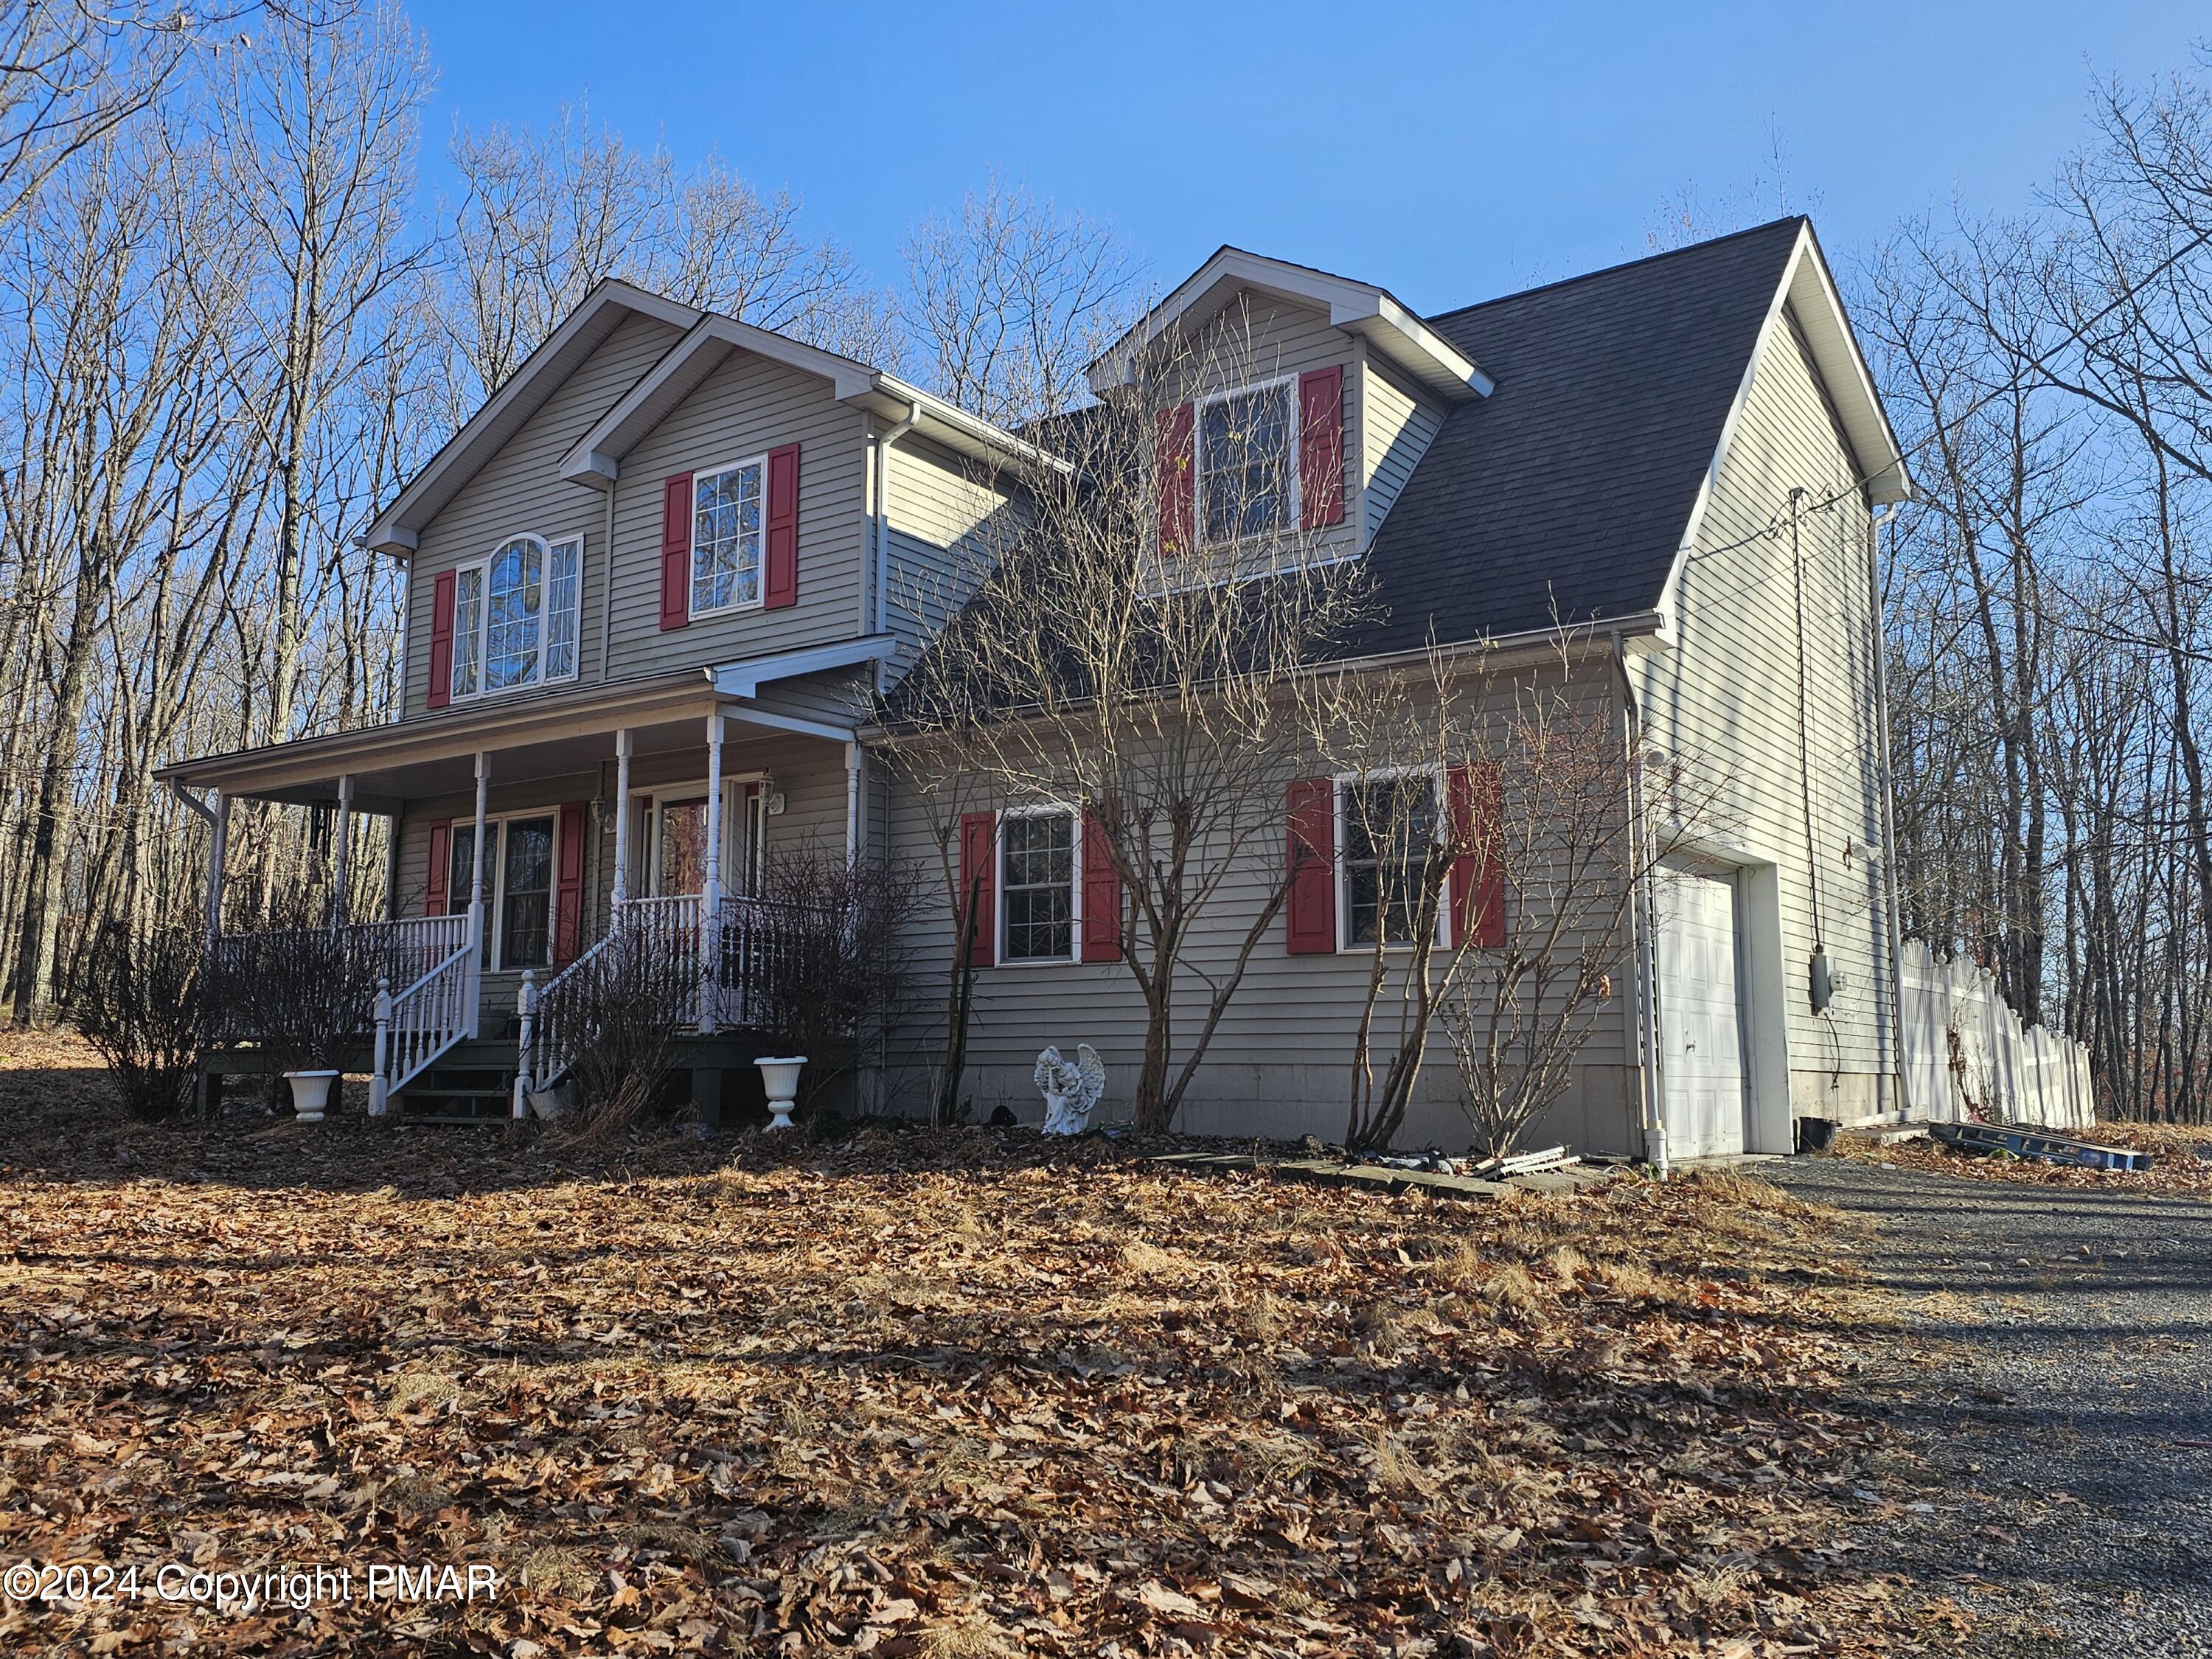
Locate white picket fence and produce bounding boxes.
[1898,939,2096,1130]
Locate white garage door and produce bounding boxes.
[1657,868,1747,1160]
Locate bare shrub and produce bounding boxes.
[204,918,386,1078]
[745,849,922,1113]
[69,922,204,1121]
[543,927,699,1141]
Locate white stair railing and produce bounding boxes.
[519,927,616,1098]
[368,933,476,1113]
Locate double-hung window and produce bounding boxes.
[692,457,765,616]
[1340,773,1443,947]
[1198,378,1296,546]
[1000,808,1077,964]
[449,533,582,699]
[445,814,557,970]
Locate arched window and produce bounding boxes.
[449,532,582,698]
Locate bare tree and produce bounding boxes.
[1443,681,1724,1157]
[894,310,1372,1134]
[441,98,892,422]
[0,0,202,232]
[900,174,1143,428]
[1312,641,1509,1152]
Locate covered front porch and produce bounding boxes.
[158,662,879,1119]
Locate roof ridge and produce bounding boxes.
[1425,215,1807,324]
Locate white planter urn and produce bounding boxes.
[756,1056,807,1132]
[285,1069,340,1122]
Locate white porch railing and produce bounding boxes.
[516,893,815,1105]
[369,934,475,1113]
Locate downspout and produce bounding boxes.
[394,555,410,723]
[1613,627,1669,1177]
[1866,503,1909,1117]
[598,482,616,682]
[871,401,922,689]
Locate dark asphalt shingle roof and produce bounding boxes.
[1352,215,1804,654]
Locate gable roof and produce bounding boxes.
[1088,246,1494,403]
[363,279,700,556]
[1351,216,1907,655]
[364,279,1062,558]
[560,313,1065,488]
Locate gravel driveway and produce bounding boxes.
[1768,1156,2212,1658]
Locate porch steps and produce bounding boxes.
[396,1044,518,1124]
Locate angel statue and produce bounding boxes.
[1034,1044,1107,1135]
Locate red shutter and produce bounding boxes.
[764,443,800,609]
[554,801,588,967]
[1299,366,1346,529]
[659,473,693,630]
[959,811,995,968]
[1285,778,1336,954]
[427,571,456,709]
[1449,763,1506,948]
[425,820,451,917]
[1080,809,1122,963]
[1155,403,1194,557]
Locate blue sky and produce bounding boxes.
[411,0,2207,312]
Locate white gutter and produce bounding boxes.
[862,611,1672,747]
[1613,627,1669,1178]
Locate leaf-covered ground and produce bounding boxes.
[0,1033,1958,1656]
[1835,1119,2212,1198]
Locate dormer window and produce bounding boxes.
[1198,378,1296,545]
[1154,366,1344,563]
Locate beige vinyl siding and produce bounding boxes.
[1635,304,1896,1118]
[403,311,684,719]
[608,350,869,678]
[874,665,1641,1151]
[880,432,1018,684]
[1361,352,1445,541]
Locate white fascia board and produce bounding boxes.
[1087,246,1492,403]
[560,315,877,487]
[868,374,1074,476]
[560,324,1065,487]
[1784,230,1912,505]
[364,280,701,554]
[1654,223,1913,627]
[714,633,897,698]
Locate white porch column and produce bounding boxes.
[844,742,861,866]
[700,712,723,1034]
[330,774,354,928]
[467,751,489,1037]
[204,791,229,947]
[611,728,633,908]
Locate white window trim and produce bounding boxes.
[448,807,568,972]
[627,773,771,898]
[449,530,585,702]
[687,453,770,619]
[1195,373,1302,551]
[995,804,1082,967]
[1334,767,1450,954]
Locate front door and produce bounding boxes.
[1657,866,1748,1160]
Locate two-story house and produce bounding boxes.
[159,215,1911,1157]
